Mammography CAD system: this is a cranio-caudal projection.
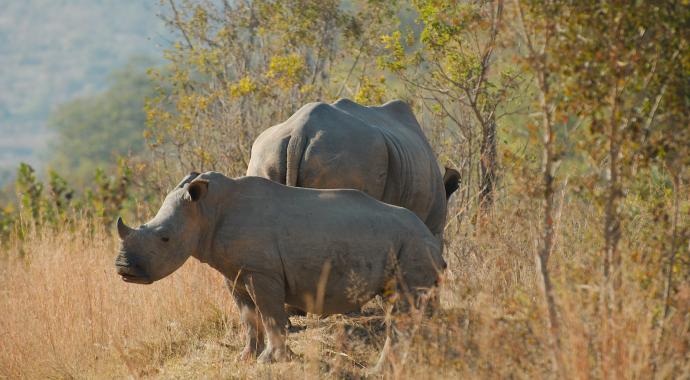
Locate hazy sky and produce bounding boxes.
[0,0,168,176]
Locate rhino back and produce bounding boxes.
[333,98,426,140]
[248,99,448,236]
[246,123,290,182]
[248,102,389,196]
[332,99,447,235]
[219,177,434,314]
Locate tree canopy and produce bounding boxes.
[46,58,156,184]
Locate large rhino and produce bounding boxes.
[247,99,460,237]
[115,172,445,363]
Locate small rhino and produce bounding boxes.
[115,171,446,363]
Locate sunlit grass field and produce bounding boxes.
[1,191,686,379]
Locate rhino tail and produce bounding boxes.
[285,132,307,187]
[443,167,461,200]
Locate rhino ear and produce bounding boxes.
[176,172,200,188]
[187,179,209,202]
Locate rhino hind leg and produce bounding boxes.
[384,243,445,314]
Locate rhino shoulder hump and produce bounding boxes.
[379,100,420,128]
[380,99,413,114]
[302,101,335,117]
[333,98,357,107]
[286,102,345,129]
[332,98,365,113]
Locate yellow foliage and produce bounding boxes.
[266,53,305,90]
[354,76,387,105]
[229,77,257,98]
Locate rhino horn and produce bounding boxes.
[117,216,134,240]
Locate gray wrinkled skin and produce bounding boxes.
[247,98,458,237]
[115,172,446,363]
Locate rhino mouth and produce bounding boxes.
[116,262,153,284]
[119,271,153,284]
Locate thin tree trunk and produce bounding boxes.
[604,115,622,311]
[514,0,564,373]
[536,67,564,378]
[652,172,682,376]
[479,115,497,213]
[662,174,681,321]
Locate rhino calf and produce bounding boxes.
[115,172,445,363]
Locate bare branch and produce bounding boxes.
[167,0,194,50]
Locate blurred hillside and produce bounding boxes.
[0,0,168,184]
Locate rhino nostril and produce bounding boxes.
[116,253,141,269]
[115,256,132,267]
[116,261,146,277]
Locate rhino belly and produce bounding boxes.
[283,245,391,315]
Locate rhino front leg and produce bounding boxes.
[227,279,265,361]
[244,273,293,363]
[235,291,266,361]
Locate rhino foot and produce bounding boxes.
[237,342,264,362]
[257,345,294,363]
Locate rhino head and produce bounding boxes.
[115,174,209,284]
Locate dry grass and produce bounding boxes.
[0,222,234,379]
[0,195,688,379]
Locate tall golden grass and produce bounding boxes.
[0,194,687,379]
[0,221,234,379]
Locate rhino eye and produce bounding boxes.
[161,237,170,242]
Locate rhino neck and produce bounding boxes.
[191,178,239,264]
[193,221,214,264]
[190,176,276,276]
